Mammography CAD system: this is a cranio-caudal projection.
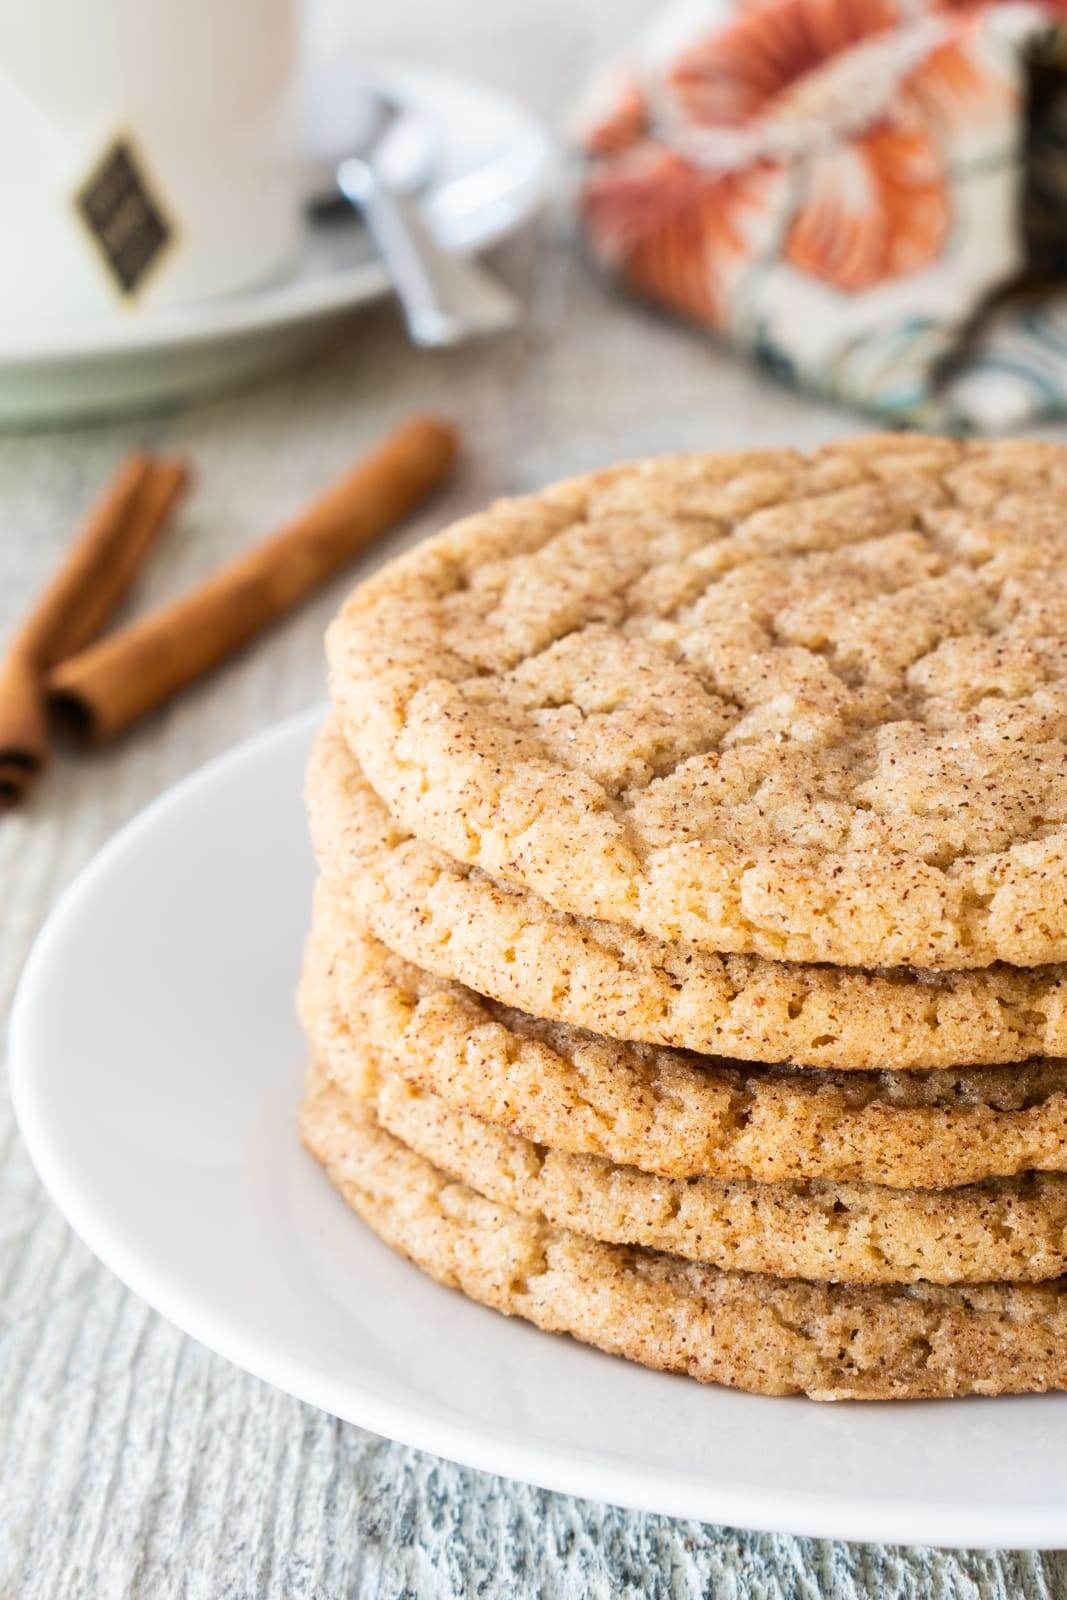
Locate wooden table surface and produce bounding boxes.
[3,4,1067,1595]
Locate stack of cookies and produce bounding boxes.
[300,435,1067,1401]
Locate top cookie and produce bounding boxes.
[329,436,1067,970]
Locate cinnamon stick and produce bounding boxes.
[47,415,458,746]
[0,454,188,805]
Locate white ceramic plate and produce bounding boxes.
[10,708,1067,1550]
[0,61,551,425]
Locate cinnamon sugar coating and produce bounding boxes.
[302,905,1067,1192]
[308,720,1067,1072]
[302,1072,1067,1400]
[329,438,1067,969]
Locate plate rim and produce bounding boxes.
[9,706,1067,1552]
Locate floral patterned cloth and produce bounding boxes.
[579,0,1067,428]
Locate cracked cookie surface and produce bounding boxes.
[301,1070,1067,1400]
[301,907,1067,1192]
[308,720,1067,1071]
[328,437,1067,969]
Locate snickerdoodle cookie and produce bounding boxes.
[328,437,1067,970]
[301,909,1067,1192]
[301,1071,1067,1400]
[314,1040,1067,1285]
[308,721,1067,1071]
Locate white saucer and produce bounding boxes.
[0,61,551,426]
[10,708,1067,1550]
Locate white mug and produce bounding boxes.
[0,0,301,326]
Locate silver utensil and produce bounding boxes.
[308,76,521,347]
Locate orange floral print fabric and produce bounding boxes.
[579,0,1065,422]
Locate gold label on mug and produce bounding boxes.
[74,137,174,298]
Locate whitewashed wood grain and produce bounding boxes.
[2,3,1067,1594]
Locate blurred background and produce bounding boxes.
[2,0,899,799]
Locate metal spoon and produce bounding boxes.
[308,78,521,347]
